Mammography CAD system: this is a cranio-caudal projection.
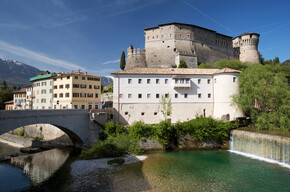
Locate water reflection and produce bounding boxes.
[11,148,70,184]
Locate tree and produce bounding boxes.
[120,51,126,70]
[259,52,265,64]
[233,64,289,130]
[0,80,8,90]
[214,59,248,71]
[178,60,187,68]
[130,44,134,50]
[273,57,280,64]
[12,85,17,90]
[160,93,172,121]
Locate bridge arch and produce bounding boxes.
[0,110,101,148]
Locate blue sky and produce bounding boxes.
[0,0,289,76]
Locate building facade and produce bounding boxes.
[125,22,260,70]
[13,88,27,110]
[52,72,102,110]
[30,74,56,110]
[112,68,244,125]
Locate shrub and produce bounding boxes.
[108,134,143,155]
[79,140,125,160]
[128,121,153,140]
[104,121,125,137]
[153,121,176,148]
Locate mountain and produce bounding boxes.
[101,76,113,86]
[0,58,43,87]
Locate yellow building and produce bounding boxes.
[52,71,102,109]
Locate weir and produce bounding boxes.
[229,130,290,168]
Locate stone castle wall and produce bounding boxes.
[125,23,259,69]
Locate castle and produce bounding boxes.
[125,22,260,70]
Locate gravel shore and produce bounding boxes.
[70,155,147,191]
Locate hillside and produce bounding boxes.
[0,58,42,87]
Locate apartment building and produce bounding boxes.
[52,72,102,109]
[112,68,244,125]
[13,88,27,110]
[30,74,56,109]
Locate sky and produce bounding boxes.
[0,0,289,76]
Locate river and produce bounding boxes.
[0,143,289,191]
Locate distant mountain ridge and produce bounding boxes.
[0,57,113,87]
[0,58,43,87]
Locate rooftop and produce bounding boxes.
[112,68,241,75]
[13,88,26,93]
[53,71,101,78]
[29,73,56,82]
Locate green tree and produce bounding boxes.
[1,80,8,90]
[233,64,289,130]
[130,44,134,50]
[120,51,126,70]
[160,93,172,121]
[259,52,265,64]
[273,57,280,64]
[214,59,248,71]
[178,60,187,68]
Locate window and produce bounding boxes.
[65,93,69,97]
[233,77,237,82]
[156,79,160,84]
[154,112,158,115]
[82,77,85,80]
[175,79,179,84]
[59,93,63,98]
[128,79,132,84]
[94,85,100,89]
[208,93,211,98]
[73,84,79,88]
[138,94,142,98]
[128,94,132,98]
[175,94,178,98]
[75,76,78,79]
[156,94,159,98]
[65,84,70,89]
[147,94,151,98]
[73,93,79,97]
[165,79,168,84]
[147,36,150,40]
[125,112,129,115]
[41,99,46,103]
[147,79,151,84]
[198,93,201,98]
[141,112,145,116]
[81,105,85,109]
[54,105,56,109]
[95,105,98,109]
[49,89,53,93]
[184,94,188,98]
[87,93,93,98]
[59,85,64,89]
[80,84,86,88]
[119,94,123,98]
[67,76,70,79]
[207,79,211,84]
[89,85,92,89]
[138,79,142,84]
[54,94,57,98]
[74,105,78,109]
[80,93,86,97]
[198,79,201,84]
[165,93,169,98]
[95,93,99,98]
[186,79,189,84]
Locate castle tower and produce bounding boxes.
[125,47,147,70]
[233,33,260,63]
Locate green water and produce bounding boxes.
[101,151,290,192]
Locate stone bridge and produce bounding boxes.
[0,110,107,148]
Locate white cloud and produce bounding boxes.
[102,59,120,65]
[0,40,86,71]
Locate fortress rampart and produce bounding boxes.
[125,23,260,70]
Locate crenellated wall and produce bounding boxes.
[125,47,147,70]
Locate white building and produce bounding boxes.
[30,74,56,110]
[112,68,244,125]
[25,85,33,110]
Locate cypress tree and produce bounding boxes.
[120,51,126,70]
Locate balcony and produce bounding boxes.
[173,77,191,88]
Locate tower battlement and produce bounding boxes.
[125,47,147,70]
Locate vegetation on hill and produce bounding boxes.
[198,59,248,71]
[0,80,16,110]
